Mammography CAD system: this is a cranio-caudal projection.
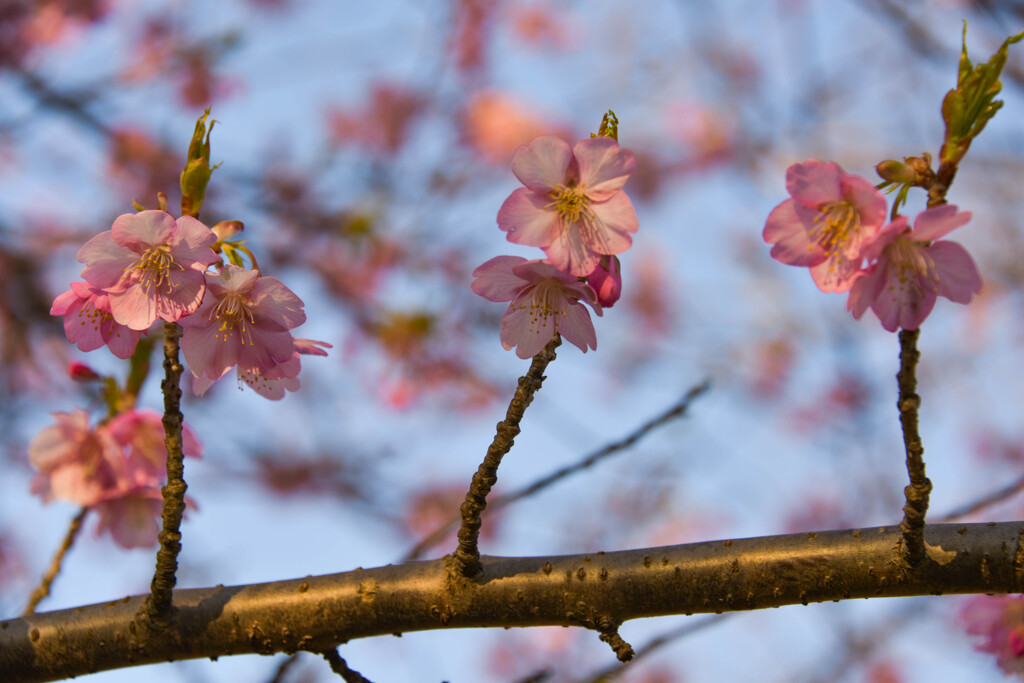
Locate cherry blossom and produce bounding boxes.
[50,280,142,359]
[29,410,123,507]
[180,265,312,398]
[846,205,982,332]
[961,594,1024,675]
[77,210,219,330]
[471,255,600,358]
[763,160,887,292]
[106,409,202,483]
[498,135,638,277]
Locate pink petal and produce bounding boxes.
[471,255,529,302]
[928,240,983,303]
[498,188,560,247]
[77,232,136,289]
[574,137,636,200]
[912,205,972,242]
[170,215,219,269]
[785,160,843,207]
[846,264,885,319]
[501,288,556,358]
[809,254,862,293]
[111,211,176,250]
[108,287,159,330]
[251,276,306,331]
[590,191,639,237]
[839,174,888,232]
[557,301,597,353]
[509,136,574,192]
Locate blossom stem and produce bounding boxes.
[897,328,931,569]
[22,507,88,615]
[453,334,561,578]
[144,322,188,621]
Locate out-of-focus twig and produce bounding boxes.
[23,508,88,615]
[404,379,711,561]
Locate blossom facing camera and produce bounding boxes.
[471,255,601,358]
[77,210,219,330]
[498,135,638,277]
[846,205,982,332]
[51,281,142,359]
[180,264,308,398]
[763,160,887,292]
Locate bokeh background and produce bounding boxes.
[3,0,1024,681]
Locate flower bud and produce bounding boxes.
[67,361,100,382]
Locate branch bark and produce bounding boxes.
[2,522,1022,682]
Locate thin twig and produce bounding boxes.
[266,653,301,683]
[937,472,1024,521]
[22,507,88,615]
[452,335,561,577]
[144,322,188,621]
[896,329,931,569]
[322,649,373,683]
[403,379,711,561]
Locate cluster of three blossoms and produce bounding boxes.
[52,209,328,399]
[764,159,983,331]
[472,134,639,357]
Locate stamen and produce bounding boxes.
[809,201,859,257]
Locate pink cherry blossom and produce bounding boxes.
[471,255,601,358]
[92,488,164,549]
[763,160,887,292]
[51,281,142,359]
[180,265,309,397]
[847,205,982,332]
[106,409,202,483]
[498,135,638,277]
[77,210,219,330]
[961,594,1024,675]
[586,255,622,308]
[29,410,123,507]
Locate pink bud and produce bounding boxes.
[586,255,622,308]
[67,362,100,382]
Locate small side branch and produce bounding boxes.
[22,508,88,615]
[144,322,189,621]
[453,335,561,577]
[897,329,931,569]
[322,649,374,683]
[597,622,634,663]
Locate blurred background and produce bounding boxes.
[2,0,1024,681]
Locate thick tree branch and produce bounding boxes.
[3,522,1023,682]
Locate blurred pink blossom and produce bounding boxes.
[471,255,600,358]
[78,210,218,330]
[763,160,887,292]
[326,83,422,156]
[180,264,307,399]
[961,594,1024,675]
[847,205,982,331]
[29,409,202,549]
[462,91,565,165]
[498,135,638,276]
[50,281,142,359]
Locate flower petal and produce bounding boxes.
[785,160,843,207]
[498,188,560,247]
[928,240,983,303]
[509,136,574,192]
[575,137,636,200]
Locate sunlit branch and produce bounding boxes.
[453,334,561,577]
[3,522,1022,683]
[896,329,930,570]
[22,507,88,616]
[404,379,711,561]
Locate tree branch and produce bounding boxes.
[3,521,1022,682]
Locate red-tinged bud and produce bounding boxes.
[211,220,244,241]
[587,255,622,308]
[67,362,100,382]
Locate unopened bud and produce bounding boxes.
[67,362,100,382]
[876,160,918,184]
[211,220,244,241]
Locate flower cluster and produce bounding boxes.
[29,409,201,548]
[472,131,638,357]
[52,209,329,398]
[763,160,982,331]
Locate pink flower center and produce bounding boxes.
[210,292,256,345]
[549,184,591,227]
[809,201,859,258]
[886,237,939,300]
[128,245,183,295]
